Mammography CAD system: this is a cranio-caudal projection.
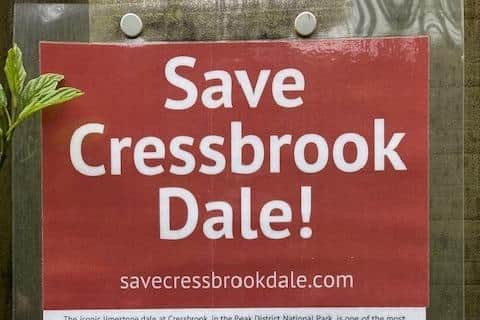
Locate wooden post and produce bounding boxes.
[0,1,13,319]
[89,1,465,319]
[6,0,477,319]
[11,2,89,320]
[464,1,480,319]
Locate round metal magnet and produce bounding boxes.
[120,13,143,38]
[294,11,317,37]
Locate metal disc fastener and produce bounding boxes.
[294,11,317,37]
[120,13,144,38]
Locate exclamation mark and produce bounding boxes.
[300,186,313,239]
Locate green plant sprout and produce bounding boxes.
[0,44,84,170]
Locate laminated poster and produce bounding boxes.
[41,38,429,320]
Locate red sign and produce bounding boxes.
[41,38,429,313]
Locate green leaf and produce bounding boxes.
[21,73,64,107]
[0,84,6,109]
[18,87,83,122]
[4,44,26,97]
[0,84,8,131]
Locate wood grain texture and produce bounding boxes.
[90,2,465,319]
[15,0,88,3]
[0,1,13,320]
[3,0,471,319]
[12,3,89,320]
[465,0,480,319]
